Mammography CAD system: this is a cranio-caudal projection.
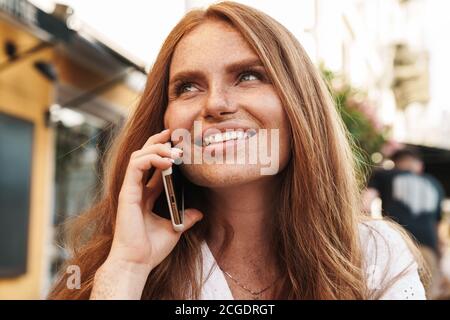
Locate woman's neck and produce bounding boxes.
[203,177,280,269]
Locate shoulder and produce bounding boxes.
[423,174,445,193]
[358,219,427,300]
[359,219,407,251]
[358,220,412,270]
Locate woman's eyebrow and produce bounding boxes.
[225,57,264,73]
[169,70,206,87]
[169,57,265,86]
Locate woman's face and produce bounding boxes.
[164,20,291,188]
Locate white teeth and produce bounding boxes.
[203,130,254,146]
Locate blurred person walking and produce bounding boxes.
[364,148,445,298]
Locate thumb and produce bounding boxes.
[181,208,204,232]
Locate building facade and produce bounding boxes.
[0,0,146,298]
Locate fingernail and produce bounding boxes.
[173,157,183,165]
[161,128,170,133]
[172,147,183,154]
[168,158,175,163]
[170,150,182,161]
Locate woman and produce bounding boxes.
[49,1,426,300]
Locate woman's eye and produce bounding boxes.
[176,83,197,95]
[239,71,260,83]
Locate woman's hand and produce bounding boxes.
[91,129,203,299]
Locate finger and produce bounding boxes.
[180,209,204,232]
[133,143,183,161]
[142,128,171,149]
[120,154,172,202]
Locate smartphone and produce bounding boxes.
[161,142,184,232]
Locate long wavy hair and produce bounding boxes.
[49,1,425,300]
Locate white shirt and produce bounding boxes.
[199,220,426,300]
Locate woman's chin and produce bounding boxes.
[181,163,265,188]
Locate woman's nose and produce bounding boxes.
[201,84,238,119]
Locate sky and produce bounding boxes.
[29,0,317,67]
[29,0,187,66]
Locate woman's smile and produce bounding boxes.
[201,129,256,147]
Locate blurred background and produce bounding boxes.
[0,0,449,299]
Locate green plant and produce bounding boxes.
[320,66,388,166]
